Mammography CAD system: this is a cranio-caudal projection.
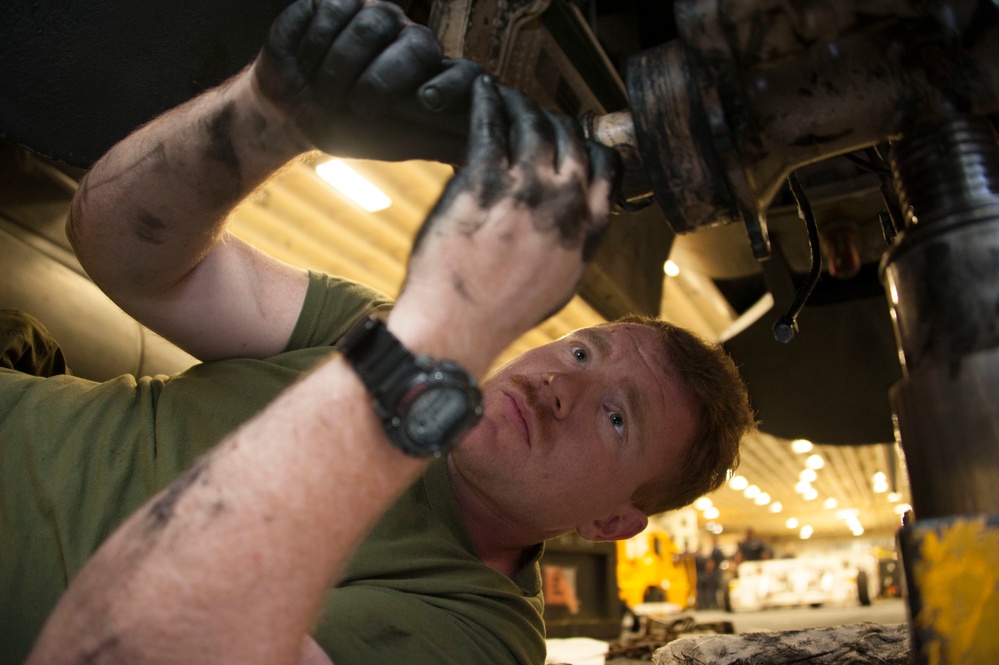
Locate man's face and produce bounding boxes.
[451,322,698,541]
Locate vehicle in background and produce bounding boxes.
[617,530,695,613]
[724,554,878,613]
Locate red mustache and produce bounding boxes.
[508,375,551,444]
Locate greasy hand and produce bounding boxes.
[254,0,482,162]
[398,76,620,367]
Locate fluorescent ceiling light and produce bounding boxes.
[316,159,392,212]
[791,438,813,454]
[729,475,749,491]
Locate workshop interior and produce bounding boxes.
[2,0,997,662]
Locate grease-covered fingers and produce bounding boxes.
[418,58,484,112]
[465,76,509,173]
[585,140,621,222]
[348,23,443,117]
[293,0,365,83]
[498,86,555,170]
[313,2,408,108]
[545,108,587,178]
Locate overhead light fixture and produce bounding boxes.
[694,497,713,511]
[836,509,859,520]
[663,259,680,277]
[799,469,817,483]
[729,475,749,491]
[769,502,783,513]
[754,492,771,506]
[888,492,902,503]
[703,507,720,520]
[805,454,825,470]
[791,439,813,453]
[895,503,913,515]
[786,517,799,529]
[803,487,819,501]
[744,485,761,499]
[316,159,392,212]
[824,497,838,509]
[799,525,814,539]
[794,480,812,494]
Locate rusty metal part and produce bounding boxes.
[431,0,552,74]
[624,0,999,258]
[580,109,653,204]
[881,116,999,520]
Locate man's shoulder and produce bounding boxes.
[285,272,393,351]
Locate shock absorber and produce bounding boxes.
[880,113,999,665]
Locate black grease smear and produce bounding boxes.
[133,212,167,245]
[246,110,277,154]
[451,274,475,303]
[144,459,209,533]
[526,176,590,251]
[514,177,544,209]
[203,101,243,190]
[582,223,608,263]
[473,166,512,211]
[71,635,121,665]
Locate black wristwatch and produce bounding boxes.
[335,313,483,458]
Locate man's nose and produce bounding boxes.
[542,372,581,419]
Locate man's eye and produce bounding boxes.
[571,346,588,363]
[609,412,625,436]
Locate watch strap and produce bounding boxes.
[336,314,423,409]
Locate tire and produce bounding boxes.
[857,570,872,606]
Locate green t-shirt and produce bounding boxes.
[0,272,545,664]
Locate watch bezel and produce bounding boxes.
[386,358,484,457]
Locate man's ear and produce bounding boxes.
[576,504,648,542]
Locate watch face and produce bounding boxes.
[404,385,472,446]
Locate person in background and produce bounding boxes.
[2,0,756,662]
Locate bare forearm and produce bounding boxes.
[69,70,304,300]
[27,351,427,665]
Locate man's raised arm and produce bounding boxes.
[68,0,480,361]
[28,76,620,665]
